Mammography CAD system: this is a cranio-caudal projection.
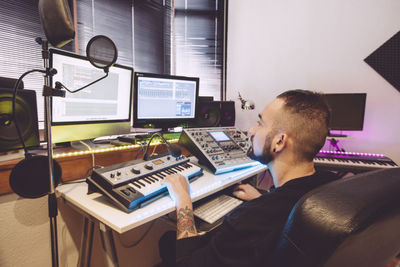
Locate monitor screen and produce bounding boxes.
[323,93,367,131]
[49,48,133,143]
[133,72,199,129]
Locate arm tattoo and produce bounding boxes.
[176,206,197,239]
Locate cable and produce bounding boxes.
[143,132,181,160]
[79,140,95,167]
[61,165,103,184]
[12,69,46,156]
[118,220,156,248]
[149,143,159,158]
[134,143,146,160]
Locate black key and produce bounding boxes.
[154,173,164,179]
[149,175,159,181]
[175,166,184,171]
[171,166,181,172]
[131,181,141,189]
[168,168,177,174]
[127,187,136,193]
[121,189,130,196]
[147,176,156,182]
[136,180,146,187]
[142,177,153,184]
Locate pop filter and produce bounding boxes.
[38,0,75,48]
[86,35,118,71]
[9,156,62,198]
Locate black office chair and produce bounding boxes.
[269,167,400,267]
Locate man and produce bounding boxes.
[160,89,339,266]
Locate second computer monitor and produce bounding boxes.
[133,72,199,130]
[324,93,367,132]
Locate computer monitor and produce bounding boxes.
[49,48,133,143]
[323,93,367,132]
[133,72,199,131]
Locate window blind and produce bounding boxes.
[173,0,224,100]
[0,0,226,130]
[0,0,47,128]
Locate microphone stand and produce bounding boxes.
[39,38,63,267]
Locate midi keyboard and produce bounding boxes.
[87,154,203,212]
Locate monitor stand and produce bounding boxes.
[70,140,108,150]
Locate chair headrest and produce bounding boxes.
[270,168,400,267]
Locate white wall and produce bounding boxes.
[227,0,400,164]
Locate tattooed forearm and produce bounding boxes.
[176,206,198,239]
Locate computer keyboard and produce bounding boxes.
[194,194,243,224]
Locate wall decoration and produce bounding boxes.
[364,31,400,92]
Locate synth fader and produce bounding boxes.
[179,127,259,174]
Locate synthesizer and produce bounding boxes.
[87,154,203,213]
[179,127,259,174]
[314,150,398,173]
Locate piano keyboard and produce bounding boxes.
[314,150,398,172]
[87,154,203,212]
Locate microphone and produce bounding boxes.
[143,132,182,161]
[38,0,75,48]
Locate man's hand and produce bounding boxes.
[164,174,198,239]
[232,183,262,201]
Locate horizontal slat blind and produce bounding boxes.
[76,0,133,67]
[0,0,225,133]
[173,0,224,100]
[0,0,47,128]
[133,0,166,73]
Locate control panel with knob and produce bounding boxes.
[91,154,188,188]
[179,127,258,174]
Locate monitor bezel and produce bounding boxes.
[324,93,367,131]
[48,48,134,143]
[49,48,133,126]
[133,72,200,129]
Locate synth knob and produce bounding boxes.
[116,171,121,176]
[131,168,141,174]
[145,163,154,170]
[110,173,115,178]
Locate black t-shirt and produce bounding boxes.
[175,170,340,267]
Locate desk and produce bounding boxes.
[56,161,267,267]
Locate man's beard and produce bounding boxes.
[247,136,274,165]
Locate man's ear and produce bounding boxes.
[273,133,287,153]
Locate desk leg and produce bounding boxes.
[99,222,119,267]
[78,217,94,267]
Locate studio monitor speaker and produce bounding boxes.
[0,88,40,152]
[195,101,235,127]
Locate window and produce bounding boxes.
[173,0,225,100]
[0,0,226,128]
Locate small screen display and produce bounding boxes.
[152,159,164,165]
[209,131,231,142]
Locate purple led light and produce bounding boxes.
[319,150,384,158]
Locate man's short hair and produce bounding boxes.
[276,89,330,162]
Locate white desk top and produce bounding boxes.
[56,163,267,234]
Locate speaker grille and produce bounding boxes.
[0,88,40,152]
[194,101,235,127]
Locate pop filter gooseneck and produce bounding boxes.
[54,36,118,94]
